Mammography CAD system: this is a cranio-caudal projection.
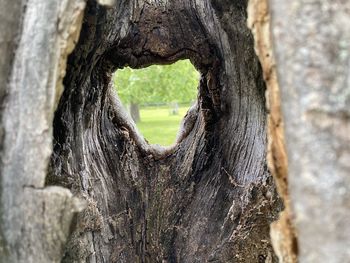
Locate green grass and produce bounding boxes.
[136,106,189,146]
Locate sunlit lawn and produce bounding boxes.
[137,106,189,146]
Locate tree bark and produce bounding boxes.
[248,1,298,262]
[0,1,23,259]
[48,0,281,262]
[0,0,86,262]
[1,0,282,262]
[270,1,350,262]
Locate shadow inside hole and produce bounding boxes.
[113,59,200,147]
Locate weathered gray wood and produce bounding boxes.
[0,0,86,262]
[49,0,281,262]
[0,0,23,259]
[0,0,22,106]
[270,1,350,262]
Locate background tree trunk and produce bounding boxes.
[129,102,141,123]
[270,1,350,262]
[1,0,283,262]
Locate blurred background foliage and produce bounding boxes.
[114,59,199,105]
[113,59,199,145]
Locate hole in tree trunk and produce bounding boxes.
[47,1,283,262]
[113,59,200,146]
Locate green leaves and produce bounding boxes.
[114,59,200,104]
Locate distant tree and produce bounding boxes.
[114,59,199,122]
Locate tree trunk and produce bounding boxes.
[270,1,350,262]
[170,102,180,115]
[130,102,141,123]
[0,0,86,262]
[1,0,282,262]
[248,1,298,262]
[50,0,282,262]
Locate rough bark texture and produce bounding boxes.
[47,0,282,262]
[247,1,298,262]
[270,1,350,262]
[0,0,86,262]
